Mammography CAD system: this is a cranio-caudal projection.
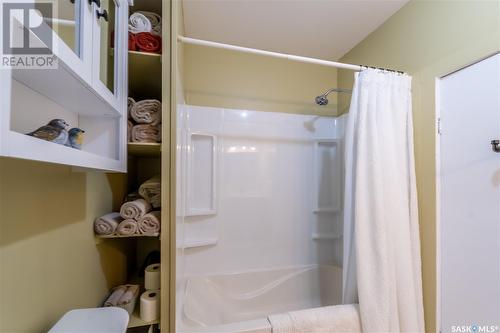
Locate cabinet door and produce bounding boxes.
[92,0,126,112]
[34,0,93,82]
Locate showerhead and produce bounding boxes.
[315,88,353,106]
[315,95,329,106]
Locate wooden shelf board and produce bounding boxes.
[128,49,162,101]
[112,49,161,58]
[128,50,161,58]
[97,233,160,239]
[128,307,159,328]
[128,142,162,157]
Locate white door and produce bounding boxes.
[439,53,500,333]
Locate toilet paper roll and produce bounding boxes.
[145,263,161,290]
[140,290,160,322]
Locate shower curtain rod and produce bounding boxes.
[177,36,405,73]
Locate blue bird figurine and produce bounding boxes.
[65,128,85,150]
[27,119,69,145]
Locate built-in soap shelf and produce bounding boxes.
[178,238,218,249]
[313,139,342,214]
[312,233,343,241]
[180,131,219,251]
[313,207,340,214]
[186,132,218,217]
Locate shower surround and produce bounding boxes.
[176,105,346,332]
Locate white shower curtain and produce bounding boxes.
[342,69,425,332]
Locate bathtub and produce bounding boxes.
[178,265,342,333]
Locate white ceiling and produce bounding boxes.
[182,0,409,61]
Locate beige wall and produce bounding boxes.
[183,44,339,115]
[0,158,130,332]
[338,1,500,332]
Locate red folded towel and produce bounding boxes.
[135,32,161,54]
[128,32,137,51]
[111,31,138,51]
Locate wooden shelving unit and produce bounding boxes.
[118,2,163,330]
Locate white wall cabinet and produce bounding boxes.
[0,0,129,172]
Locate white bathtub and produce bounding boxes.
[178,265,342,333]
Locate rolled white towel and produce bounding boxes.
[135,11,161,35]
[268,304,362,333]
[130,99,162,125]
[94,212,122,236]
[138,211,161,235]
[120,198,152,220]
[129,12,151,34]
[116,219,138,236]
[104,285,128,307]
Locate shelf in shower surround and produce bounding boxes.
[313,139,342,216]
[313,207,340,214]
[312,233,343,241]
[128,142,162,157]
[178,238,218,249]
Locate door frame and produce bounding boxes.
[435,75,442,333]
